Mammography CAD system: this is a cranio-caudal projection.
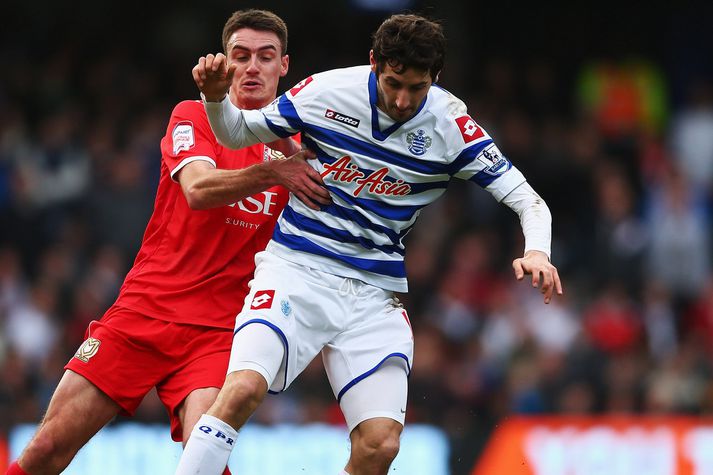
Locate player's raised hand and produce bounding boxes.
[192,53,237,102]
[512,250,563,304]
[268,149,332,211]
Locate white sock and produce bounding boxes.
[175,414,238,475]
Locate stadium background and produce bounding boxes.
[1,0,712,473]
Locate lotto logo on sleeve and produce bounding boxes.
[289,76,313,96]
[250,290,275,310]
[455,115,485,144]
[172,121,195,154]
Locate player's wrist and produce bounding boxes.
[256,160,280,187]
[524,249,550,261]
[200,92,228,103]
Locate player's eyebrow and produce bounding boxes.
[230,44,278,54]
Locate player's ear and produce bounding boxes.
[369,50,376,73]
[434,70,441,83]
[281,54,289,77]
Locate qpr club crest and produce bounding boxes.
[280,299,292,317]
[406,129,432,156]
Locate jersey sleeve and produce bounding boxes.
[444,101,526,202]
[241,75,317,142]
[160,100,219,182]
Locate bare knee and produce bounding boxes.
[21,425,74,474]
[223,371,267,406]
[210,371,267,426]
[352,420,402,465]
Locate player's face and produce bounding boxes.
[226,28,289,110]
[370,51,432,122]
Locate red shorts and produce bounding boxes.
[65,305,233,441]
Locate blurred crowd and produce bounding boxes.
[2,14,713,475]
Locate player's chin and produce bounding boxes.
[390,109,413,121]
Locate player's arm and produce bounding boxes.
[176,150,331,211]
[501,182,563,304]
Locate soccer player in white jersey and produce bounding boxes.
[176,14,562,475]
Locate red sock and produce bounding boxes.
[222,468,232,475]
[6,462,29,475]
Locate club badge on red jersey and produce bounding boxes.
[172,121,195,155]
[74,337,101,363]
[250,290,276,310]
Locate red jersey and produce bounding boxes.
[114,100,290,329]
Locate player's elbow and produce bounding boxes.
[183,186,211,210]
[215,135,243,150]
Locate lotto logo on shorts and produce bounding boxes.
[74,337,101,363]
[251,290,275,310]
[455,115,485,144]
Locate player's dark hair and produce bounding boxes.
[371,14,445,81]
[222,9,288,55]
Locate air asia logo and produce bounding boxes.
[172,121,194,154]
[406,129,432,156]
[478,144,510,176]
[289,76,313,96]
[324,109,360,128]
[251,290,275,310]
[74,337,101,363]
[321,156,411,197]
[455,115,485,144]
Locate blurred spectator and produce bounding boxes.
[645,164,710,303]
[670,81,713,191]
[4,279,59,366]
[591,162,647,292]
[583,283,643,355]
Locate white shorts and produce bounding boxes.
[229,250,414,403]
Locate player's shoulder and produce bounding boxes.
[426,86,491,151]
[288,66,370,99]
[427,85,469,122]
[170,99,207,120]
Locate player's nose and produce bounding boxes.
[246,56,260,73]
[395,91,411,110]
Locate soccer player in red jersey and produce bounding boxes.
[6,9,329,475]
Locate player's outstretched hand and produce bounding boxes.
[192,53,236,103]
[268,149,332,211]
[512,250,563,304]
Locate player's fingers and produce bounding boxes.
[212,53,224,72]
[512,259,525,280]
[540,270,554,302]
[192,65,203,88]
[304,181,331,204]
[198,56,207,80]
[301,149,317,160]
[531,269,540,288]
[294,191,320,211]
[205,54,215,73]
[226,62,238,82]
[305,166,326,185]
[554,268,563,295]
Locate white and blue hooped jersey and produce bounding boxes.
[240,65,526,292]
